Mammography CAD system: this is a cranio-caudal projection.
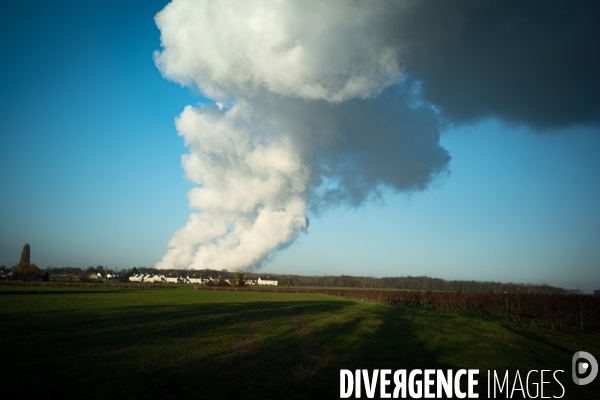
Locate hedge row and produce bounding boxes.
[194,286,600,332]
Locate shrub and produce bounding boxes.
[11,262,41,281]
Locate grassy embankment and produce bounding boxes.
[0,284,598,399]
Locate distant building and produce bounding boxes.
[129,274,144,282]
[208,276,230,284]
[258,276,278,286]
[163,274,179,284]
[187,275,202,284]
[143,274,162,283]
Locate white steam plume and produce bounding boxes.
[154,0,449,271]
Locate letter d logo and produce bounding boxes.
[572,351,598,385]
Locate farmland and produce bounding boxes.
[1,284,598,399]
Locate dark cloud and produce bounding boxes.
[398,0,600,130]
[254,85,450,209]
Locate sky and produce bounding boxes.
[1,1,599,292]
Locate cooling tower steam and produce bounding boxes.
[153,0,448,270]
[153,0,599,270]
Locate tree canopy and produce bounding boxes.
[236,273,247,287]
[19,243,30,264]
[12,243,40,281]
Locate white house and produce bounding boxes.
[144,274,161,283]
[258,276,278,286]
[163,275,179,284]
[213,276,230,284]
[129,274,143,282]
[187,275,203,284]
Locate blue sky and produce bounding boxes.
[1,1,599,292]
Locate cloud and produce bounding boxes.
[394,0,600,129]
[154,0,598,270]
[156,101,309,270]
[155,87,449,270]
[153,0,406,102]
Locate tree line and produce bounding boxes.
[258,273,570,295]
[0,244,573,294]
[0,263,573,294]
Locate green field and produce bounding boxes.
[1,285,598,399]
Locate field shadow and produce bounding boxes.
[503,324,576,355]
[1,292,502,399]
[0,289,127,295]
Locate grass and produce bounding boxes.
[0,285,598,399]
